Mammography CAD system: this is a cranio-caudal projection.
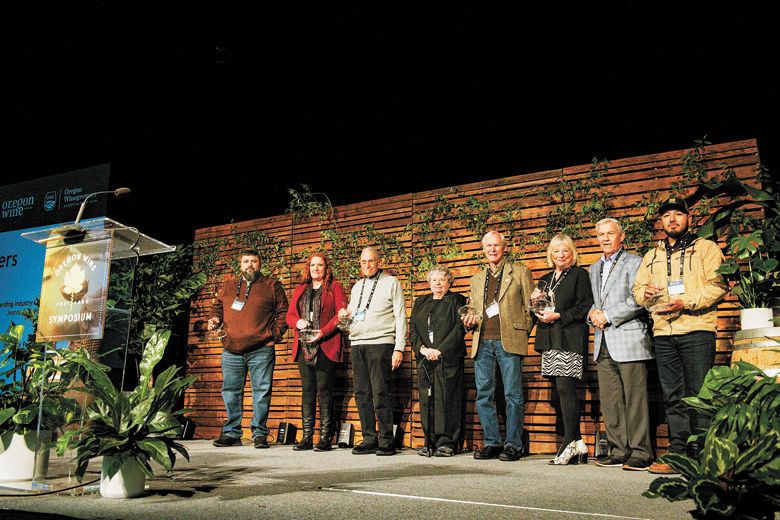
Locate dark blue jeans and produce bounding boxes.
[220,346,275,439]
[653,331,715,455]
[474,339,525,449]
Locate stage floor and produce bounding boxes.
[0,439,694,519]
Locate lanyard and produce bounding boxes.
[599,248,624,286]
[549,267,572,294]
[483,267,504,306]
[356,271,381,311]
[235,278,253,300]
[666,236,689,279]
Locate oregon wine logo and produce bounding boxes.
[44,191,57,211]
[37,241,111,341]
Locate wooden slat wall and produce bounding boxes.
[185,139,761,455]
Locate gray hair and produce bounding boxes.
[481,230,505,245]
[426,265,454,285]
[360,246,380,260]
[594,218,623,234]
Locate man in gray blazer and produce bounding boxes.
[588,218,654,471]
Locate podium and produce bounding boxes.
[7,218,174,492]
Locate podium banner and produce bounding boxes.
[36,238,112,342]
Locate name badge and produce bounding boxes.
[231,299,245,311]
[668,280,685,295]
[485,300,500,318]
[353,310,366,322]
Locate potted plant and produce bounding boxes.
[691,168,779,329]
[65,329,195,498]
[643,361,780,518]
[0,321,85,482]
[716,228,779,329]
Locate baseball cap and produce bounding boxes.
[658,197,689,215]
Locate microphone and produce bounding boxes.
[74,187,132,224]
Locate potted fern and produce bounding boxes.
[65,329,195,498]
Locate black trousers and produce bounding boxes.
[296,350,336,420]
[418,357,464,450]
[350,343,394,448]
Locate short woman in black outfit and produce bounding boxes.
[409,265,467,457]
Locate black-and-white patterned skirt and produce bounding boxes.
[541,349,584,379]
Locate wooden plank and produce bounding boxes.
[185,139,761,455]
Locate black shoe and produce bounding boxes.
[434,446,455,457]
[313,438,332,452]
[293,436,313,451]
[212,435,241,447]
[499,445,522,461]
[594,456,627,467]
[253,435,269,449]
[376,445,396,456]
[351,442,378,455]
[473,445,502,460]
[418,447,434,457]
[622,457,652,471]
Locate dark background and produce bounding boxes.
[3,5,777,246]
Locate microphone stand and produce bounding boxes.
[63,188,131,245]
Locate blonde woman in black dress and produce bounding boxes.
[531,234,594,465]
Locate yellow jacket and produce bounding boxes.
[632,236,727,336]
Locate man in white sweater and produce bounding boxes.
[338,247,406,456]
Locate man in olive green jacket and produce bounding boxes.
[462,231,534,461]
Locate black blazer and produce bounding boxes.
[533,266,593,355]
[409,291,467,364]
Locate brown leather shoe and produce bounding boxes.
[648,462,679,474]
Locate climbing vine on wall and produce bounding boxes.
[202,139,758,302]
[538,157,611,240]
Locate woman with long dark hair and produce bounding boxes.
[286,253,347,451]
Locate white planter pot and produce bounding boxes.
[740,308,774,330]
[100,455,147,499]
[0,430,52,482]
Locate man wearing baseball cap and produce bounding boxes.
[632,196,727,474]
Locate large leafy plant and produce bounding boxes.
[111,244,207,358]
[692,167,780,309]
[66,329,196,481]
[717,229,779,309]
[644,361,780,518]
[0,322,83,437]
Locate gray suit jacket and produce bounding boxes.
[589,251,653,362]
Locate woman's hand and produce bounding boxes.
[420,347,442,361]
[296,319,310,330]
[530,288,546,302]
[535,309,560,324]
